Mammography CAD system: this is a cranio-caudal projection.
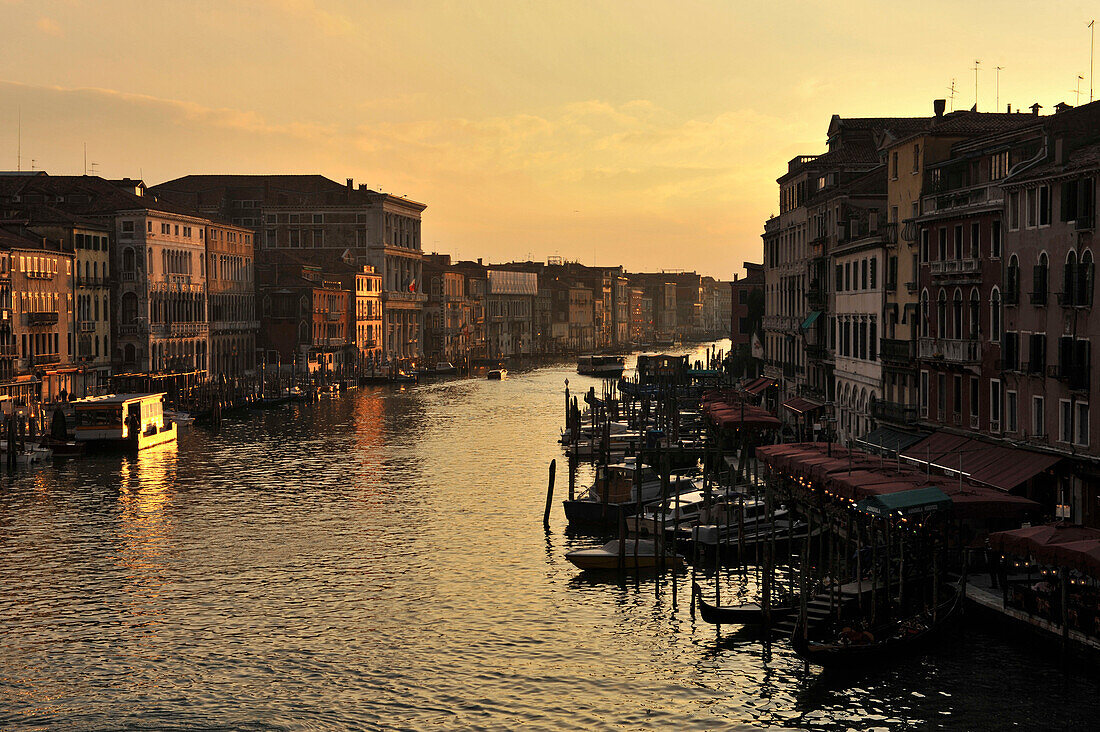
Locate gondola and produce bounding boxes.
[692,582,798,625]
[790,581,964,667]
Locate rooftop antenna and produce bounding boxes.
[16,107,21,172]
[1075,75,1085,106]
[1090,20,1095,103]
[947,78,958,112]
[83,142,87,175]
[972,60,981,110]
[995,66,1004,110]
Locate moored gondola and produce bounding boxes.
[692,582,798,625]
[790,581,964,667]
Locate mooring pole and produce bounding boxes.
[543,459,556,529]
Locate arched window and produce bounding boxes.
[969,288,980,338]
[1065,250,1079,305]
[952,288,963,340]
[920,289,929,337]
[1007,255,1020,304]
[1034,252,1049,305]
[121,292,138,325]
[1081,250,1094,307]
[991,287,1002,342]
[937,289,947,338]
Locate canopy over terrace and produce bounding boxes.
[758,442,1039,521]
[740,377,775,396]
[901,431,1061,493]
[990,524,1100,578]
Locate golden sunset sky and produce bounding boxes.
[1,1,1096,277]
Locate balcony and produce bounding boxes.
[807,284,826,308]
[0,344,15,357]
[901,218,919,244]
[872,400,918,424]
[885,278,897,293]
[930,259,981,277]
[79,322,96,332]
[26,311,59,326]
[1030,290,1048,306]
[1050,363,1090,391]
[918,337,981,364]
[905,281,918,293]
[325,311,344,321]
[1058,290,1093,308]
[121,271,137,281]
[29,353,61,367]
[880,337,914,365]
[152,322,210,338]
[879,222,898,245]
[384,291,429,304]
[1076,216,1095,232]
[806,343,828,361]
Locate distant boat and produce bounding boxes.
[431,361,457,375]
[566,538,685,571]
[165,410,195,428]
[577,355,625,378]
[487,369,506,380]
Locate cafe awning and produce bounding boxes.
[856,486,952,517]
[742,377,774,395]
[800,310,823,330]
[781,397,824,416]
[901,432,1061,492]
[856,426,928,455]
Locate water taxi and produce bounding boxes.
[72,393,177,450]
[577,355,625,379]
[487,369,506,380]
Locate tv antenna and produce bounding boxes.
[972,60,981,110]
[1075,75,1085,106]
[995,66,1004,110]
[947,78,958,111]
[1090,20,1095,103]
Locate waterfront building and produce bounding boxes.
[257,260,349,373]
[205,221,258,379]
[1001,100,1100,524]
[423,254,471,365]
[612,273,631,347]
[6,205,112,395]
[486,269,537,358]
[628,286,648,345]
[343,263,383,370]
[150,175,427,364]
[763,115,929,426]
[6,231,77,400]
[730,262,763,347]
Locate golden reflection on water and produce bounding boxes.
[116,441,179,633]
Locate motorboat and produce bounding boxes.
[165,410,195,428]
[577,355,625,379]
[487,369,506,380]
[432,362,458,375]
[563,458,698,529]
[566,538,685,571]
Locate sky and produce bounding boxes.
[0,1,1096,278]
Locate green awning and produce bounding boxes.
[856,486,952,517]
[800,310,823,330]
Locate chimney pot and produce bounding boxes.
[1007,104,1011,113]
[1030,103,1042,116]
[933,99,946,117]
[346,178,354,190]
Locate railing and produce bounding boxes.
[1003,289,1019,305]
[880,337,914,364]
[79,322,96,332]
[0,344,16,357]
[905,281,918,293]
[806,343,828,360]
[879,222,898,245]
[901,218,919,244]
[1076,216,1095,231]
[30,353,60,366]
[117,324,143,336]
[918,337,981,364]
[121,271,136,281]
[152,322,210,338]
[384,291,429,303]
[930,259,981,276]
[1030,290,1048,306]
[325,311,344,321]
[885,279,897,292]
[1058,290,1094,308]
[26,311,59,326]
[871,400,918,424]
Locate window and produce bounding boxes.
[1033,395,1045,437]
[121,221,134,234]
[1006,255,1020,304]
[1009,191,1020,230]
[835,264,843,292]
[970,222,980,258]
[938,227,948,261]
[1033,253,1049,305]
[845,262,851,291]
[953,374,962,414]
[861,259,868,290]
[990,288,1001,342]
[1039,185,1051,226]
[266,230,277,248]
[1077,403,1090,447]
[991,151,1009,180]
[920,290,930,337]
[1030,333,1046,373]
[870,258,877,289]
[970,376,980,421]
[990,379,1002,431]
[937,289,947,336]
[1007,391,1018,432]
[891,151,899,179]
[1003,331,1019,370]
[937,373,946,416]
[913,144,920,172]
[953,225,964,259]
[993,221,1004,258]
[313,213,325,224]
[921,229,930,263]
[1060,400,1073,443]
[1026,188,1037,227]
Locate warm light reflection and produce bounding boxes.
[115,441,179,633]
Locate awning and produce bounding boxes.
[901,432,1061,492]
[742,377,774,395]
[989,523,1100,556]
[856,426,928,455]
[781,397,824,416]
[856,486,952,517]
[800,310,823,330]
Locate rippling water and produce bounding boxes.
[1,342,1097,730]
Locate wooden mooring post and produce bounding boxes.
[543,459,556,529]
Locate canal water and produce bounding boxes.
[1,341,1097,730]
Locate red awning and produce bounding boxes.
[742,377,774,395]
[989,523,1100,555]
[901,432,1061,492]
[781,397,824,416]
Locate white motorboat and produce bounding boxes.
[566,538,685,571]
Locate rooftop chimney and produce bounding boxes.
[1030,103,1042,116]
[1007,104,1011,113]
[346,178,354,190]
[933,99,946,118]
[477,258,483,265]
[1055,102,1072,114]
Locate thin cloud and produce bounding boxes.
[36,17,62,36]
